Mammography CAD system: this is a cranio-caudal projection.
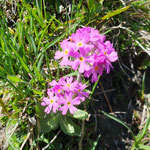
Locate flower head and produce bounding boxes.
[41,91,59,114]
[61,76,78,92]
[59,92,81,115]
[54,26,118,82]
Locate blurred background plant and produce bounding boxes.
[0,0,150,149]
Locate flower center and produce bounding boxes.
[58,89,61,93]
[67,84,70,87]
[64,50,68,55]
[78,89,81,92]
[78,42,82,46]
[50,99,54,104]
[70,38,73,42]
[94,66,99,71]
[79,57,84,61]
[104,52,107,55]
[67,101,71,105]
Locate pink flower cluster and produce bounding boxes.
[55,27,118,82]
[41,76,89,115]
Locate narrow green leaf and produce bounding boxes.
[32,89,43,95]
[37,53,44,71]
[36,0,43,23]
[34,66,43,81]
[141,72,146,100]
[25,3,43,27]
[139,144,150,150]
[67,109,88,120]
[102,5,130,20]
[0,65,8,75]
[91,134,101,150]
[37,15,55,50]
[90,75,100,98]
[7,75,24,83]
[60,116,81,136]
[136,116,150,145]
[33,19,81,67]
[87,0,95,10]
[3,77,22,94]
[100,111,135,139]
[7,42,32,74]
[30,36,37,56]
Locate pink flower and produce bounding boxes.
[49,78,65,94]
[70,29,93,51]
[60,76,78,92]
[74,83,89,100]
[54,40,72,66]
[71,48,91,73]
[97,42,118,74]
[41,91,59,114]
[53,26,118,83]
[84,63,104,83]
[59,92,81,115]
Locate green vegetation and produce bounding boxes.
[0,0,150,149]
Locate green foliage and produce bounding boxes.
[60,116,81,136]
[36,103,87,135]
[0,0,150,149]
[102,5,130,20]
[66,109,88,120]
[101,110,150,150]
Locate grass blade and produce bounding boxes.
[90,75,100,98]
[33,19,81,67]
[7,42,33,75]
[100,110,135,139]
[102,5,130,20]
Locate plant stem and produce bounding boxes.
[77,73,81,82]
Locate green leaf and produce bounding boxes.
[87,0,95,11]
[33,19,81,67]
[7,42,32,74]
[141,72,146,100]
[67,109,88,120]
[36,103,46,119]
[32,89,43,95]
[102,5,130,20]
[36,103,60,133]
[90,75,100,98]
[90,134,101,150]
[34,66,43,81]
[39,114,60,133]
[60,116,81,136]
[139,144,150,150]
[136,116,150,145]
[7,75,24,83]
[100,111,135,139]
